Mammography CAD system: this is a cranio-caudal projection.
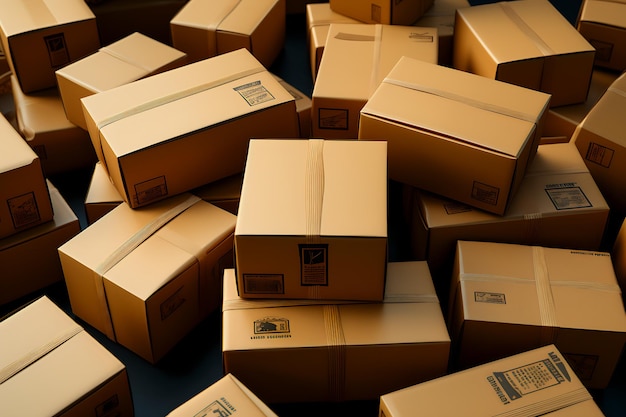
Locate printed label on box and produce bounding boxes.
[160,286,186,320]
[472,181,499,206]
[134,176,168,206]
[8,192,40,228]
[193,399,233,417]
[474,291,506,304]
[563,353,598,382]
[545,184,592,210]
[234,81,275,106]
[371,4,382,22]
[44,33,70,68]
[95,394,119,417]
[585,142,614,168]
[444,201,473,215]
[319,108,348,130]
[299,243,328,286]
[254,317,290,334]
[409,32,434,42]
[243,274,284,294]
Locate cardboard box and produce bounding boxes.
[56,32,188,130]
[58,193,237,363]
[222,262,451,403]
[273,73,312,138]
[0,113,53,239]
[577,0,626,71]
[612,218,626,294]
[167,373,277,417]
[81,48,299,209]
[329,0,433,25]
[234,139,388,301]
[449,240,626,389]
[359,56,550,215]
[0,0,100,93]
[312,23,438,139]
[0,296,134,417]
[380,345,605,417]
[10,75,97,176]
[170,0,285,68]
[453,0,595,107]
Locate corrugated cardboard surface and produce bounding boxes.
[329,0,433,25]
[577,0,626,71]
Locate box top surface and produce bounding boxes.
[0,0,95,37]
[580,0,626,28]
[577,72,626,145]
[306,2,361,29]
[0,113,39,172]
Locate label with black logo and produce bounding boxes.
[319,108,348,130]
[299,243,328,286]
[44,33,70,68]
[8,192,40,228]
[134,176,167,206]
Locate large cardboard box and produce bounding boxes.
[577,0,626,71]
[81,48,299,209]
[170,0,285,68]
[612,218,626,294]
[234,139,388,301]
[379,345,605,417]
[359,56,550,215]
[449,240,626,389]
[58,193,237,363]
[453,0,595,107]
[56,32,188,130]
[0,296,134,417]
[0,113,53,239]
[222,262,451,403]
[1,181,80,306]
[0,0,100,93]
[329,0,433,25]
[312,23,438,139]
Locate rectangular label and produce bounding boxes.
[299,243,329,286]
[474,291,506,304]
[8,192,41,228]
[472,181,499,206]
[193,399,233,417]
[585,142,614,168]
[545,185,592,210]
[234,80,274,106]
[134,176,167,206]
[160,286,186,320]
[44,33,70,68]
[243,274,284,294]
[318,108,348,130]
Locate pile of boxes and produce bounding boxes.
[1,0,626,416]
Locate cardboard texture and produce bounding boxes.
[329,0,433,25]
[312,23,438,139]
[56,32,188,130]
[0,296,134,417]
[359,56,550,215]
[170,0,286,68]
[577,0,626,71]
[379,345,604,417]
[449,240,626,389]
[274,74,312,138]
[234,139,388,301]
[612,218,626,294]
[81,48,299,209]
[0,0,100,93]
[58,193,237,363]
[222,262,451,403]
[453,0,595,107]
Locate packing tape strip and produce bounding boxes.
[205,0,241,57]
[499,1,555,57]
[522,212,542,244]
[369,24,383,97]
[100,44,155,73]
[324,305,346,402]
[305,139,325,240]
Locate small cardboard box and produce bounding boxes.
[0,113,53,239]
[449,240,626,389]
[81,48,299,209]
[379,345,605,417]
[0,0,100,93]
[234,139,388,301]
[0,296,134,417]
[359,56,550,215]
[58,193,237,363]
[56,32,188,130]
[0,181,80,306]
[312,23,438,139]
[166,373,277,417]
[222,262,451,403]
[453,0,595,107]
[329,0,433,25]
[577,0,626,71]
[273,73,312,138]
[170,0,285,68]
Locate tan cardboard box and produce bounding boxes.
[56,32,188,130]
[81,48,299,209]
[167,373,277,417]
[58,193,237,363]
[0,113,53,239]
[453,0,595,107]
[170,0,285,68]
[273,73,312,138]
[234,139,387,301]
[222,262,451,403]
[312,23,438,139]
[0,296,134,417]
[329,0,433,25]
[380,345,604,417]
[449,240,626,389]
[359,56,550,215]
[0,0,100,94]
[612,218,626,293]
[578,0,626,71]
[10,75,97,176]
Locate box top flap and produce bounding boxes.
[306,2,360,30]
[220,0,281,35]
[170,0,240,29]
[578,72,626,145]
[580,0,626,28]
[101,32,186,73]
[84,162,122,205]
[0,113,38,172]
[0,0,95,37]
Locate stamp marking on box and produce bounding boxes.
[545,184,592,210]
[318,108,348,130]
[243,274,284,294]
[472,181,499,206]
[474,291,506,304]
[585,142,614,168]
[8,192,40,228]
[44,33,70,68]
[234,81,275,106]
[193,400,232,417]
[299,243,328,286]
[134,176,167,206]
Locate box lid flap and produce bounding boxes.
[0,0,95,37]
[578,72,626,146]
[579,0,626,29]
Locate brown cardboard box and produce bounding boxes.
[273,74,312,138]
[0,113,53,239]
[572,71,626,215]
[0,0,100,93]
[234,139,387,301]
[612,218,626,294]
[222,262,451,403]
[167,373,277,417]
[449,240,626,389]
[58,193,237,363]
[380,345,605,417]
[10,75,97,176]
[81,48,299,209]
[359,56,550,215]
[170,0,285,67]
[312,23,438,139]
[329,0,433,25]
[0,296,134,417]
[453,0,595,107]
[578,0,626,71]
[56,32,188,130]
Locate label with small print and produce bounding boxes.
[472,181,499,206]
[318,108,348,130]
[234,81,274,106]
[545,184,591,210]
[475,291,506,304]
[585,142,613,168]
[44,33,70,68]
[243,274,284,294]
[299,243,328,286]
[134,176,167,206]
[8,192,40,228]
